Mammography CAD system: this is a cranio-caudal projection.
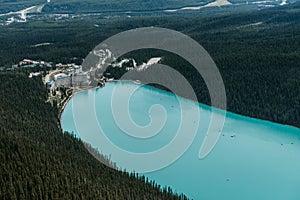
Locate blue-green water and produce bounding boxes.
[61,81,300,200]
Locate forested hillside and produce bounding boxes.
[1,0,293,14]
[0,72,188,199]
[2,4,299,127]
[42,0,204,13]
[0,0,205,14]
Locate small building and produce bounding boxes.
[54,73,68,80]
[56,63,63,68]
[54,76,72,88]
[20,59,34,65]
[46,80,55,90]
[72,72,89,86]
[29,72,41,78]
[67,68,75,72]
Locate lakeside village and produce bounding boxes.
[3,55,162,112]
[1,58,107,112]
[2,58,98,111]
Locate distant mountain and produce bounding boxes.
[0,0,206,13]
[1,0,299,14]
[42,0,300,13]
[44,0,210,13]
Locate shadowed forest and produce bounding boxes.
[1,5,299,127]
[1,2,300,199]
[0,72,188,199]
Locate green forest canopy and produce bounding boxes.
[0,72,188,199]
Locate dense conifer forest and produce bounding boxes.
[0,4,300,199]
[1,3,300,198]
[0,72,188,199]
[2,5,298,127]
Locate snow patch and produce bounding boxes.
[136,57,162,71]
[203,0,232,8]
[164,0,232,12]
[280,0,287,5]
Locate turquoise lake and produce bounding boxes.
[61,81,300,200]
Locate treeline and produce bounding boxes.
[1,5,300,128]
[42,0,204,13]
[0,72,188,199]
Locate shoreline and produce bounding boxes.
[57,79,143,120]
[57,80,300,131]
[57,85,98,132]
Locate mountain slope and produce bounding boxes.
[1,0,299,14]
[1,2,300,128]
[32,0,300,13]
[0,0,206,13]
[0,72,188,199]
[43,0,208,13]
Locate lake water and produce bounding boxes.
[61,81,300,200]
